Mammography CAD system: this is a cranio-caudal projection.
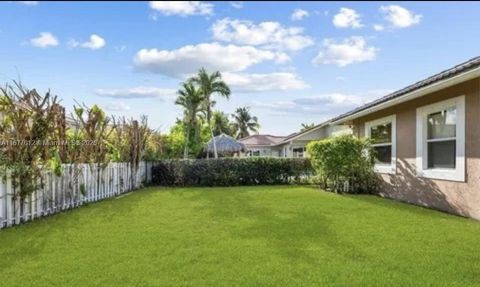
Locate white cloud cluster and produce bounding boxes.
[133,42,289,77]
[149,1,213,16]
[381,5,422,28]
[29,32,59,48]
[312,36,377,67]
[332,8,363,29]
[254,90,392,116]
[104,102,131,112]
[373,24,385,31]
[229,1,243,9]
[211,18,314,51]
[68,34,106,50]
[18,1,38,5]
[291,9,309,21]
[95,86,177,100]
[81,34,106,50]
[223,72,309,93]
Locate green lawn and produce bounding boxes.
[1,186,480,287]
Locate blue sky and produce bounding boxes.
[1,1,480,135]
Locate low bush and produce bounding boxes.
[307,135,377,194]
[151,157,314,186]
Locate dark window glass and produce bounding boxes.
[370,123,392,144]
[428,140,456,169]
[373,146,392,164]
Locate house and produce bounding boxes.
[238,134,286,157]
[239,123,351,158]
[331,56,480,220]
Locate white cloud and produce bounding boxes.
[312,36,378,67]
[18,1,38,5]
[291,9,309,21]
[29,32,59,48]
[133,42,289,78]
[335,76,346,81]
[81,34,106,50]
[104,102,131,112]
[254,90,393,116]
[380,5,422,28]
[229,1,243,9]
[149,1,213,16]
[332,8,363,29]
[68,34,106,50]
[67,39,79,48]
[373,24,385,31]
[223,72,309,93]
[95,86,177,100]
[211,18,314,51]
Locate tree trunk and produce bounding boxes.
[210,124,218,159]
[183,124,190,159]
[206,105,218,159]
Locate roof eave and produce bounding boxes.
[331,66,480,124]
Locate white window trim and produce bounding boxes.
[365,115,397,174]
[416,95,465,182]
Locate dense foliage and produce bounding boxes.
[0,82,154,202]
[172,68,261,159]
[307,135,377,193]
[151,158,314,186]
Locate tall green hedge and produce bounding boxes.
[151,158,314,186]
[307,135,377,193]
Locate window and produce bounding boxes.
[365,115,396,174]
[416,96,465,181]
[292,147,306,158]
[250,150,260,157]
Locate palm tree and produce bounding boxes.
[174,82,204,159]
[212,111,234,136]
[301,123,315,131]
[189,68,231,158]
[232,107,260,139]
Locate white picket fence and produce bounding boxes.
[0,161,154,229]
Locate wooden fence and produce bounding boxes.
[0,161,154,229]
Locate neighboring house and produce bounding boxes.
[239,124,351,158]
[276,123,351,158]
[331,56,480,220]
[239,134,286,157]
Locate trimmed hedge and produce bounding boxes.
[151,157,314,186]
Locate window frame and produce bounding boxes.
[416,95,465,182]
[365,115,397,174]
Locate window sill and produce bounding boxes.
[416,168,465,182]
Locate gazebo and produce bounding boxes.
[205,133,248,157]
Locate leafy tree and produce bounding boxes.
[301,123,315,131]
[231,107,260,139]
[212,111,234,136]
[175,82,204,159]
[189,68,231,158]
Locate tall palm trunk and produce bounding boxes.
[183,124,191,159]
[207,104,218,159]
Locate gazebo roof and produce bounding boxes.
[206,133,247,153]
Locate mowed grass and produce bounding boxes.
[1,186,480,287]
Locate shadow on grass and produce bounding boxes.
[183,187,362,264]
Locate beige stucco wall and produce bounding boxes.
[351,78,480,219]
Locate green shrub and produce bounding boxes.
[151,157,314,186]
[307,135,377,193]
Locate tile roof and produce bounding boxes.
[331,56,480,122]
[238,134,287,146]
